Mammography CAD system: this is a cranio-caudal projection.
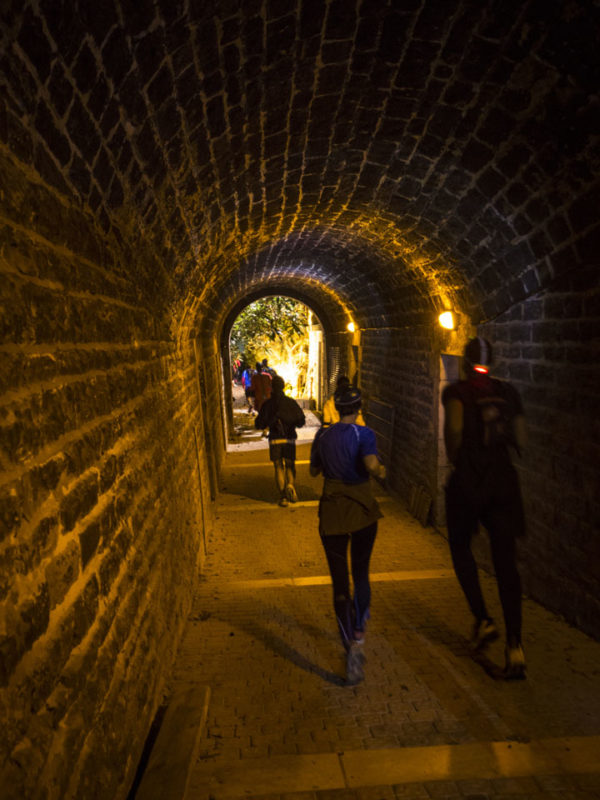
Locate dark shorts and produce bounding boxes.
[245,388,255,398]
[269,441,296,462]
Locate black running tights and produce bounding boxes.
[320,522,378,647]
[446,484,522,646]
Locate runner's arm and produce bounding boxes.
[363,454,386,479]
[310,432,323,476]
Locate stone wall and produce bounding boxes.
[0,154,207,799]
[361,324,446,512]
[479,264,600,639]
[196,337,225,501]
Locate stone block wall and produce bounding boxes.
[357,287,599,642]
[479,264,600,639]
[0,155,207,799]
[195,339,226,501]
[361,325,439,505]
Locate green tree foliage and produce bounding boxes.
[230,297,310,393]
[230,296,308,365]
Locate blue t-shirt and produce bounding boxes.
[311,423,379,484]
[242,369,254,388]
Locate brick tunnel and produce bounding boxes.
[0,1,599,798]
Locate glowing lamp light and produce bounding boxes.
[473,365,489,374]
[438,311,456,330]
[347,321,356,333]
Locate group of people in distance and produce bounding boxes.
[251,338,527,686]
[240,358,276,415]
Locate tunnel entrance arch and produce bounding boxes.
[220,293,334,446]
[230,296,319,402]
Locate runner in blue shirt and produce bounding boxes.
[310,387,386,684]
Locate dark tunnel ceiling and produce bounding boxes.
[2,0,598,332]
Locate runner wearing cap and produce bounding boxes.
[322,375,365,427]
[310,385,386,684]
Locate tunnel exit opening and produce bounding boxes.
[230,296,310,394]
[222,296,327,449]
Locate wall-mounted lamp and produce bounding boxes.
[438,311,457,330]
[347,321,356,333]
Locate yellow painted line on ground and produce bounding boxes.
[224,459,311,468]
[191,736,600,798]
[217,499,320,511]
[217,496,395,512]
[371,568,455,582]
[226,575,331,590]
[224,569,454,590]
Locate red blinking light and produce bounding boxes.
[474,364,489,374]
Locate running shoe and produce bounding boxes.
[471,618,499,650]
[278,496,289,507]
[346,642,365,685]
[286,485,298,503]
[504,645,526,679]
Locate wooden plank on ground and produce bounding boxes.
[136,685,211,800]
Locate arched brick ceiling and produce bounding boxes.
[2,0,597,337]
[195,230,427,342]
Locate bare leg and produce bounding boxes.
[274,459,286,495]
[284,458,297,501]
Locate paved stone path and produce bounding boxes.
[167,409,600,800]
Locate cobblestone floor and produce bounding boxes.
[167,401,600,800]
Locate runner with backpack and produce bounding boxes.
[442,337,527,679]
[255,375,306,506]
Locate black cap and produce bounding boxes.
[334,387,362,412]
[464,337,493,367]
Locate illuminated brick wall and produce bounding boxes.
[0,155,208,798]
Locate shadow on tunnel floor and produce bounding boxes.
[219,467,321,504]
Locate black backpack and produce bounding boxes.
[270,396,305,437]
[465,379,519,454]
[271,416,286,438]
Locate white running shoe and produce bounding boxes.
[346,642,365,685]
[504,645,526,679]
[471,618,499,651]
[286,485,298,503]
